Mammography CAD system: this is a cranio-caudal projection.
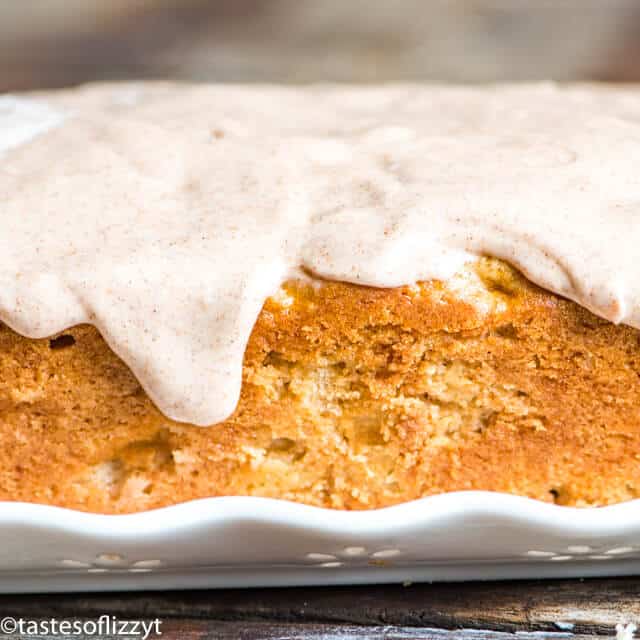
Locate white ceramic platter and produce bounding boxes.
[2,491,640,593]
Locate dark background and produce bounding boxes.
[3,0,640,92]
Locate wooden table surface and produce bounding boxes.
[0,578,637,639]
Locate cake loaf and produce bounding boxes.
[1,83,640,512]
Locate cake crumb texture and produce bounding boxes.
[1,258,639,513]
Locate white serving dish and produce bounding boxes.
[2,491,640,593]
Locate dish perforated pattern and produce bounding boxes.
[3,492,640,592]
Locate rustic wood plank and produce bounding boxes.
[0,618,605,640]
[0,579,637,635]
[172,626,597,640]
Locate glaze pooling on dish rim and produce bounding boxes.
[1,82,640,426]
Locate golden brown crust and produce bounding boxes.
[1,258,640,513]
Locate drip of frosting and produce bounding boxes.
[1,82,640,426]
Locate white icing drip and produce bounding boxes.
[1,83,640,426]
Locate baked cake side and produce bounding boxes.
[1,258,638,513]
